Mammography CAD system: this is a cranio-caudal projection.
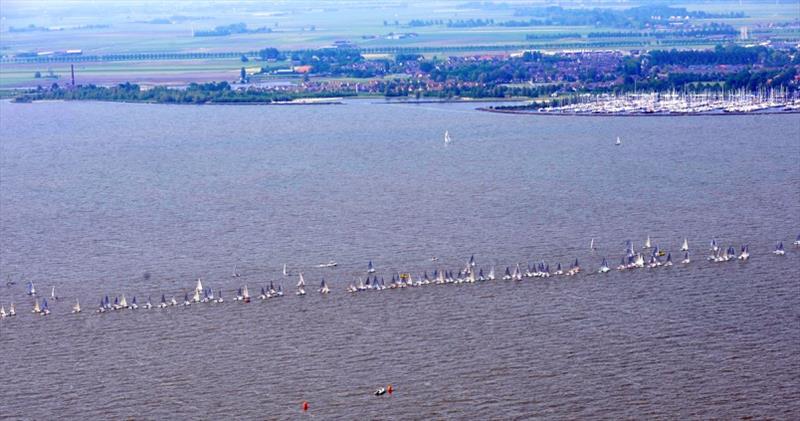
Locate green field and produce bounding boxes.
[2,0,796,88]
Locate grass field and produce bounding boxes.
[1,0,796,88]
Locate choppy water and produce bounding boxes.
[1,100,799,419]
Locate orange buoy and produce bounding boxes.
[387,385,393,394]
[302,401,309,411]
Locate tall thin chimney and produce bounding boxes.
[71,64,75,87]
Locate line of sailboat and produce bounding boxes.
[2,234,797,320]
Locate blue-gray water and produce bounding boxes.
[1,100,798,419]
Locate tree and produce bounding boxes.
[34,71,41,78]
[240,67,247,82]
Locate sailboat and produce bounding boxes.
[41,298,50,316]
[738,245,750,260]
[444,130,452,145]
[192,288,201,303]
[143,297,153,309]
[242,285,251,303]
[283,264,288,276]
[296,273,306,296]
[367,260,375,273]
[794,234,800,246]
[469,255,476,267]
[598,258,610,273]
[32,299,41,314]
[644,236,652,249]
[8,303,16,316]
[681,238,689,251]
[72,299,81,313]
[513,264,523,281]
[50,286,58,300]
[195,278,204,294]
[710,239,718,252]
[502,267,512,281]
[216,290,224,303]
[681,252,691,264]
[663,253,673,267]
[0,305,5,318]
[159,294,168,308]
[615,136,621,146]
[319,279,330,294]
[27,281,36,296]
[590,238,596,250]
[774,241,785,255]
[488,266,496,281]
[183,293,191,306]
[232,266,240,278]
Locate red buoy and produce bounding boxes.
[302,401,309,411]
[387,385,393,394]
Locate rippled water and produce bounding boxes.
[1,100,798,419]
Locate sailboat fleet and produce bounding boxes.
[1,234,797,321]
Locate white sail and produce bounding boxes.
[644,236,651,249]
[444,130,452,145]
[195,278,203,293]
[51,286,56,299]
[488,267,496,280]
[33,299,41,313]
[242,285,250,299]
[192,289,201,303]
[72,299,81,313]
[681,238,689,251]
[297,273,305,288]
[283,264,288,276]
[615,136,621,145]
[120,294,128,308]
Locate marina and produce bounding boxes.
[489,89,800,116]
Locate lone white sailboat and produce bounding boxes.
[33,298,41,314]
[615,136,621,146]
[72,299,81,314]
[50,286,58,300]
[644,236,652,249]
[195,278,204,294]
[242,285,251,303]
[27,281,36,296]
[283,264,288,276]
[681,238,689,251]
[444,130,452,145]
